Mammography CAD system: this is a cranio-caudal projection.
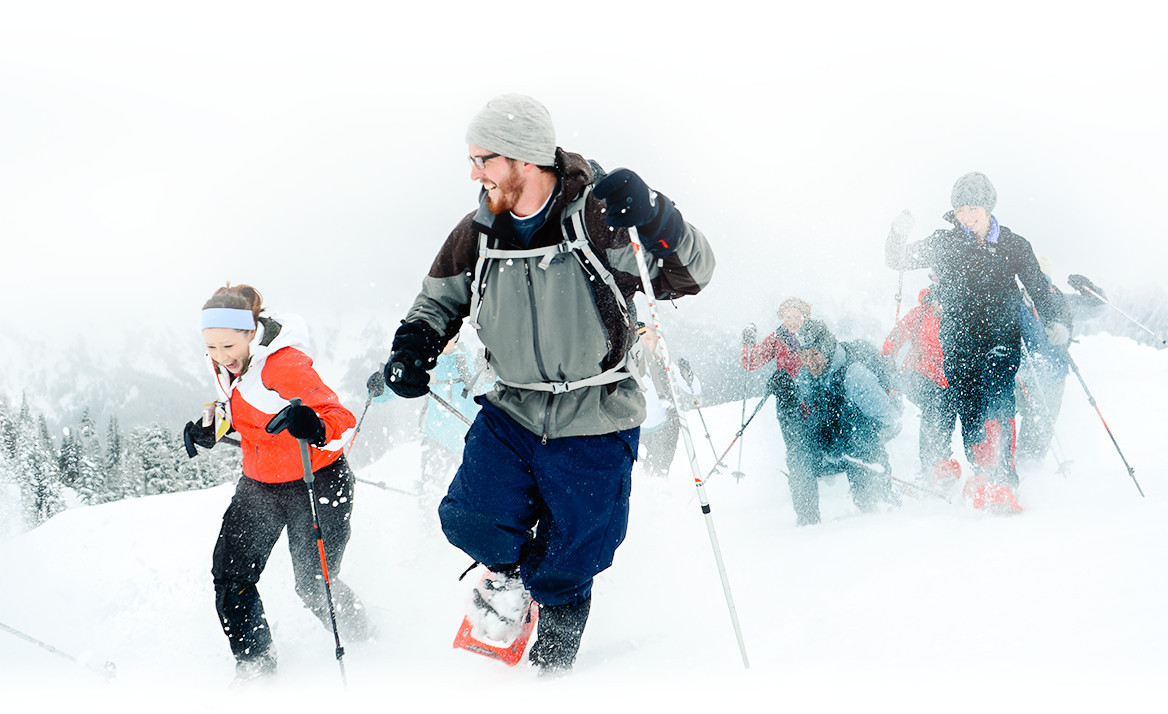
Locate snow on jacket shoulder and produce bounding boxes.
[209,313,356,484]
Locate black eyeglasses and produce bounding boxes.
[468,153,501,170]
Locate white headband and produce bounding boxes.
[201,308,256,331]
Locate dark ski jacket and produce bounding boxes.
[886,212,1069,359]
[793,343,901,460]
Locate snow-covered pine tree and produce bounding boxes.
[74,407,107,505]
[102,414,129,502]
[0,393,15,460]
[58,426,82,489]
[14,409,65,528]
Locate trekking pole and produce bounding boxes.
[0,620,116,681]
[677,359,722,468]
[733,341,750,482]
[705,394,772,482]
[1061,350,1145,497]
[345,393,374,458]
[629,226,750,669]
[1074,283,1167,348]
[889,476,952,503]
[266,398,348,685]
[428,388,474,427]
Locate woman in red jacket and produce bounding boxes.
[882,287,957,479]
[184,284,368,680]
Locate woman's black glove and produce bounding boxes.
[183,420,217,458]
[268,403,327,446]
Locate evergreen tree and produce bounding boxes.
[14,412,65,528]
[58,427,82,488]
[101,415,128,503]
[0,393,15,460]
[74,408,107,505]
[138,424,180,496]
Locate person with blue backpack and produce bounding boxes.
[784,319,902,526]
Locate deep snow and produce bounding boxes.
[1,334,1166,712]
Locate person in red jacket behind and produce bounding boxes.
[882,287,957,479]
[183,284,368,681]
[742,297,810,459]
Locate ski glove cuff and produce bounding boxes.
[183,420,217,458]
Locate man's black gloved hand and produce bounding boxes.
[1067,274,1103,298]
[742,323,758,346]
[183,420,217,458]
[593,168,684,258]
[270,403,327,446]
[385,320,444,399]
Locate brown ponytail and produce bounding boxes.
[203,283,264,325]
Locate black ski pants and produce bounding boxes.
[211,456,365,661]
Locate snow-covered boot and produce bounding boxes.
[233,648,277,683]
[931,458,962,487]
[452,567,538,666]
[470,568,533,643]
[529,596,591,675]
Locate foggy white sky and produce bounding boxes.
[3,1,1165,345]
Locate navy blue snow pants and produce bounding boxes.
[438,400,638,607]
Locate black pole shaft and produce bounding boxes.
[1062,352,1145,497]
[289,399,349,685]
[707,394,771,481]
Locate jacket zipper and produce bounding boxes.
[524,260,554,444]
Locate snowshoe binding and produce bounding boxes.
[452,568,538,666]
[963,474,1024,514]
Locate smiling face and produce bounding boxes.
[469,144,524,215]
[203,327,255,374]
[779,307,805,334]
[955,205,991,239]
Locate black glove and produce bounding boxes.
[183,420,217,458]
[742,323,758,346]
[385,320,444,399]
[677,358,694,386]
[367,369,387,399]
[268,403,327,445]
[1067,274,1102,298]
[593,168,684,258]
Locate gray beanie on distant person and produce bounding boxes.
[796,319,838,358]
[465,94,557,167]
[951,171,997,213]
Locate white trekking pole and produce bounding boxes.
[628,226,750,669]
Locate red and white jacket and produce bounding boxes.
[881,289,948,388]
[207,312,355,484]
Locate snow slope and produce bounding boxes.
[1,335,1165,712]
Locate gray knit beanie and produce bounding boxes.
[796,319,838,358]
[951,171,997,213]
[465,94,557,167]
